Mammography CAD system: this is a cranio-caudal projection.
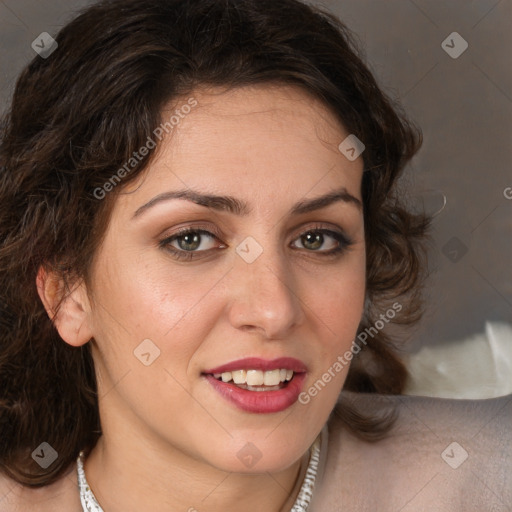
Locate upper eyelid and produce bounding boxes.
[163,227,221,245]
[166,224,345,238]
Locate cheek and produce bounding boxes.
[89,247,226,366]
[302,249,366,399]
[308,250,366,338]
[317,271,365,328]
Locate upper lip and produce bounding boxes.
[203,357,307,374]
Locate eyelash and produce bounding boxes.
[158,224,354,261]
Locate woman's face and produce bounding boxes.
[85,84,366,473]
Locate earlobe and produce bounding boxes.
[36,265,94,347]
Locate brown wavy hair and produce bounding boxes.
[0,0,430,487]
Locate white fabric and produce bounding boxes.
[404,321,512,398]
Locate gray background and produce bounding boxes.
[1,0,511,352]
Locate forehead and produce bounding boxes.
[118,84,364,215]
[171,84,351,161]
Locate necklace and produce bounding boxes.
[77,430,323,512]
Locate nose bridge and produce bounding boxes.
[227,234,304,338]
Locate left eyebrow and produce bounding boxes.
[290,188,362,215]
[131,186,362,219]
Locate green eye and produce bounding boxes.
[174,232,203,251]
[160,228,221,260]
[301,232,326,250]
[292,229,352,254]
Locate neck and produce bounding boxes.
[83,404,309,512]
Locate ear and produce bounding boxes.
[36,265,94,347]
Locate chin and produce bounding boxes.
[197,434,313,475]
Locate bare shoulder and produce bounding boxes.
[313,392,512,512]
[0,463,82,512]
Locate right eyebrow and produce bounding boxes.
[132,189,250,219]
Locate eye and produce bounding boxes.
[159,228,225,260]
[291,228,353,255]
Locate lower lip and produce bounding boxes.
[204,373,307,413]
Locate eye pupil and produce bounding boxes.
[302,231,323,250]
[178,233,201,251]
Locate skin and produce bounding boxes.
[36,84,366,511]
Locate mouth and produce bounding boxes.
[202,357,307,413]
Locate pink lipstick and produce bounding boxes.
[202,357,307,414]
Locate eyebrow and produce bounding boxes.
[132,186,362,219]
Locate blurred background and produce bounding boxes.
[1,0,511,397]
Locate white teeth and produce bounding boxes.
[246,369,264,386]
[212,368,295,386]
[263,369,281,386]
[232,370,247,384]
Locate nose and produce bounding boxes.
[226,242,305,339]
